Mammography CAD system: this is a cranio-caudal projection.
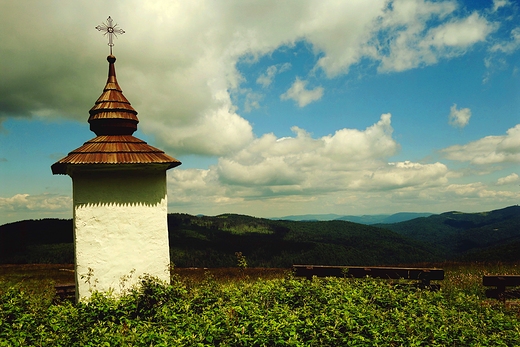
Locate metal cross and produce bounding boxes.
[96,16,125,55]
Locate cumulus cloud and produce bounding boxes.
[0,193,71,212]
[441,124,520,164]
[444,182,519,199]
[426,13,493,48]
[146,106,255,156]
[378,3,495,72]
[280,78,324,107]
[497,173,519,185]
[305,1,385,77]
[166,114,449,203]
[449,104,471,128]
[1,0,503,157]
[2,0,519,220]
[163,113,518,216]
[363,161,449,190]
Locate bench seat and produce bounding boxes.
[293,265,444,289]
[483,275,520,299]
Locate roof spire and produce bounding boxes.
[96,16,125,55]
[88,54,139,136]
[89,16,137,136]
[50,17,181,174]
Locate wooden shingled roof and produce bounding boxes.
[51,55,181,175]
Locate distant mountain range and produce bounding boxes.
[277,212,434,224]
[1,205,518,265]
[0,213,436,267]
[376,205,520,261]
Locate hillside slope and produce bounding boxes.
[0,214,437,266]
[2,206,517,265]
[336,212,434,224]
[167,214,438,267]
[377,205,520,260]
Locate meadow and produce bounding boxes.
[1,263,520,346]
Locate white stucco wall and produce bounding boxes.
[72,169,170,301]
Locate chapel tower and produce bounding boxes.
[51,18,181,301]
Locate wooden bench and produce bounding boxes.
[483,275,520,300]
[293,265,444,290]
[54,283,76,301]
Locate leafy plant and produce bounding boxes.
[2,265,520,346]
[235,252,248,271]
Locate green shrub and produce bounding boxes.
[1,272,520,346]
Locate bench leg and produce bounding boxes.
[498,285,506,301]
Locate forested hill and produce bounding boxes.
[376,205,520,262]
[0,214,436,267]
[1,205,518,266]
[167,214,437,267]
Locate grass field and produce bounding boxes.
[1,263,519,346]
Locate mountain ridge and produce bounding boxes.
[1,205,518,265]
[376,205,520,260]
[275,212,434,224]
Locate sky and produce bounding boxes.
[0,0,519,225]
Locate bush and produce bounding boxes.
[1,273,520,346]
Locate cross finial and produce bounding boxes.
[96,16,125,55]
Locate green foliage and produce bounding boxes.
[235,252,248,271]
[2,267,520,346]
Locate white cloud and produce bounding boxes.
[492,0,510,12]
[146,106,254,156]
[280,77,324,107]
[497,173,519,185]
[0,0,503,157]
[483,26,520,83]
[257,66,278,88]
[306,1,385,77]
[441,124,520,164]
[448,104,471,128]
[426,12,493,48]
[242,91,263,113]
[161,113,463,218]
[321,113,398,162]
[363,161,449,190]
[0,193,71,212]
[167,114,449,203]
[256,63,291,88]
[1,0,518,220]
[378,4,495,72]
[444,182,519,199]
[164,114,520,217]
[490,27,520,54]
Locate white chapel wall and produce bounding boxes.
[72,169,170,301]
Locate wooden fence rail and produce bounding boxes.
[293,265,444,289]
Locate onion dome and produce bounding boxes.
[88,55,139,135]
[51,55,181,175]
